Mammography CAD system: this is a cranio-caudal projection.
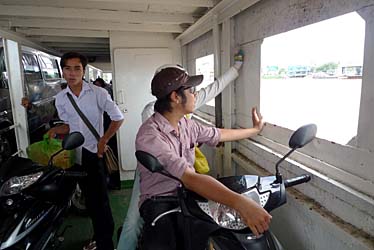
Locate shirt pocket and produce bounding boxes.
[183,143,196,165]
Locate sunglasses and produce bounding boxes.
[184,86,196,95]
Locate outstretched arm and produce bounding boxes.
[194,50,244,109]
[219,107,264,142]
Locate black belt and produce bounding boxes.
[150,196,178,202]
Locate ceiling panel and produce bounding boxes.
[0,0,221,62]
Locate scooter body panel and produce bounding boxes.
[212,231,282,250]
[0,156,77,250]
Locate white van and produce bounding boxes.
[0,42,64,164]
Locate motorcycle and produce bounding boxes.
[0,132,85,250]
[135,124,317,250]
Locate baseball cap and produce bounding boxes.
[151,64,203,99]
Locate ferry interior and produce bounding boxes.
[0,0,373,249]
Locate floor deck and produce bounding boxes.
[60,181,133,250]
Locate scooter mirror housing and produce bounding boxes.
[135,151,184,185]
[135,150,164,173]
[62,132,85,150]
[289,124,317,149]
[274,124,317,184]
[48,132,85,167]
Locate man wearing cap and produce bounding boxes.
[135,60,272,249]
[118,51,246,250]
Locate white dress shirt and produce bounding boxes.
[55,81,124,163]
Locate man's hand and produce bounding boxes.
[97,137,108,158]
[21,97,32,110]
[46,127,57,139]
[233,49,244,70]
[234,195,272,237]
[46,124,69,139]
[252,107,264,132]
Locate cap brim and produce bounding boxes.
[184,75,203,88]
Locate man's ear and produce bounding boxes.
[170,91,180,103]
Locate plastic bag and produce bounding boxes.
[194,146,210,174]
[26,134,75,169]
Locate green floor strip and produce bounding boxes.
[121,179,134,189]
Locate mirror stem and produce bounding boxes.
[274,148,296,184]
[48,149,64,166]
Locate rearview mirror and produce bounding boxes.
[274,123,317,184]
[135,151,164,173]
[289,124,317,149]
[62,132,85,150]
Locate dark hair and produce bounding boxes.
[60,52,88,70]
[94,77,106,88]
[154,87,187,114]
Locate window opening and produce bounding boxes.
[22,53,42,85]
[103,73,112,83]
[88,67,94,82]
[260,12,365,145]
[39,55,60,80]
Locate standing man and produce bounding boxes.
[118,50,244,250]
[47,52,124,250]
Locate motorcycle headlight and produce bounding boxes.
[0,172,43,196]
[197,189,270,230]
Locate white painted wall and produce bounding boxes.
[90,62,112,72]
[109,31,182,180]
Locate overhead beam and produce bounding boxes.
[0,28,60,55]
[177,0,261,45]
[0,0,147,11]
[28,36,109,44]
[0,20,10,28]
[0,0,214,8]
[64,51,110,55]
[17,28,110,38]
[8,18,184,33]
[58,48,109,52]
[43,42,109,48]
[85,0,215,7]
[0,5,195,24]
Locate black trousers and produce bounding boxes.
[139,198,182,250]
[76,148,114,250]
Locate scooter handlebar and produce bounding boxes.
[284,174,311,188]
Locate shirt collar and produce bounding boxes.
[153,112,181,135]
[66,80,93,97]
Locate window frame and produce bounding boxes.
[253,12,374,197]
[38,54,61,81]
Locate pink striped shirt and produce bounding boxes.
[136,112,220,206]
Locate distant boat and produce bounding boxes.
[340,65,362,79]
[287,65,311,78]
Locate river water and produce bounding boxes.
[260,77,362,145]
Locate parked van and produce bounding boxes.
[0,40,64,164]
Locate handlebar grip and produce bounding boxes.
[284,175,311,188]
[64,171,87,177]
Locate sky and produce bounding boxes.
[261,12,366,68]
